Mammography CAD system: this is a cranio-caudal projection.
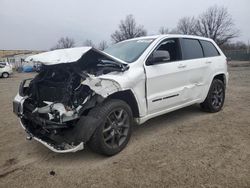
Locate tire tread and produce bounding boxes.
[200,79,225,113]
[88,99,133,156]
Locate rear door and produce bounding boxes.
[179,38,210,101]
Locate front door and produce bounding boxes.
[144,38,189,114]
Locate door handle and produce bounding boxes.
[178,64,186,68]
[205,61,212,64]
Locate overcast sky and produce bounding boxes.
[0,0,249,50]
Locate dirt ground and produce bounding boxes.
[0,61,250,188]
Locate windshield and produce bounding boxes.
[104,39,154,63]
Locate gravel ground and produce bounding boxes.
[0,62,250,188]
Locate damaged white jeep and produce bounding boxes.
[13,35,228,156]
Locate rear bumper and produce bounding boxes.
[13,93,84,153]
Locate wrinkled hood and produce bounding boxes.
[25,47,128,66]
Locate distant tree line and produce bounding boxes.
[51,37,75,50]
[51,5,247,51]
[221,41,249,51]
[51,37,108,51]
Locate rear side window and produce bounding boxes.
[200,40,220,57]
[181,38,203,60]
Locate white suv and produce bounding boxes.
[0,62,13,78]
[13,35,228,155]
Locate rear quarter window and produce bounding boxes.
[181,38,203,60]
[200,40,220,57]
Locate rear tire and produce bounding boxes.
[88,99,133,156]
[2,72,9,78]
[200,79,225,113]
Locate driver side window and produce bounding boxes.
[146,38,181,65]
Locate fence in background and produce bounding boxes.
[224,49,250,61]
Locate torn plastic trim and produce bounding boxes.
[20,120,84,153]
[33,101,79,123]
[81,75,121,98]
[29,90,103,124]
[33,137,84,153]
[16,74,120,125]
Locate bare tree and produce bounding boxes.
[98,41,108,50]
[221,41,247,51]
[111,14,147,43]
[195,6,239,45]
[83,39,95,47]
[51,37,75,50]
[159,27,170,34]
[159,27,179,34]
[177,17,197,35]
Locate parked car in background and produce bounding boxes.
[0,62,13,78]
[13,35,228,156]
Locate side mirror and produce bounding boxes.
[147,50,170,65]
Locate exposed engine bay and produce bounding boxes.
[15,49,128,152]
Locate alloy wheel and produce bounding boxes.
[211,84,224,109]
[103,108,130,148]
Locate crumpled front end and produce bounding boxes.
[13,48,127,153]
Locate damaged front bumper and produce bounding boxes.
[21,120,84,153]
[13,94,84,153]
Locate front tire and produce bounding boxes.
[200,79,225,113]
[88,99,133,156]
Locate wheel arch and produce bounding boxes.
[106,90,140,118]
[201,72,228,103]
[71,90,140,144]
[213,73,227,87]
